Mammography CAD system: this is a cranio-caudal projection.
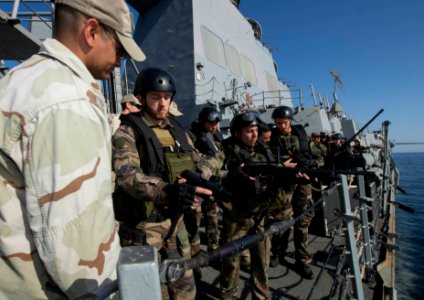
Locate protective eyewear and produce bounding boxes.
[101,23,130,59]
[206,111,222,122]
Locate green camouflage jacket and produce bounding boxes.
[112,114,223,214]
[0,39,120,299]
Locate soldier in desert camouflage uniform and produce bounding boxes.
[0,0,145,298]
[112,67,218,300]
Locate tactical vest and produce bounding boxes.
[120,113,195,182]
[189,121,224,156]
[291,124,309,153]
[224,139,275,219]
[270,128,300,160]
[113,113,195,228]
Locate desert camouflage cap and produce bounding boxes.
[169,101,183,117]
[55,0,146,61]
[121,94,139,105]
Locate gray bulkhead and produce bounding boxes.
[128,0,292,129]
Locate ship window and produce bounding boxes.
[201,27,227,68]
[225,44,241,76]
[241,54,257,86]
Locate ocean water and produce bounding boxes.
[392,152,424,300]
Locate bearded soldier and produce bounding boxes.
[112,68,217,300]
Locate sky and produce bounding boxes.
[238,0,424,153]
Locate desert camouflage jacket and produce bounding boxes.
[0,39,120,299]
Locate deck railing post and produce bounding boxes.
[356,171,374,279]
[381,121,391,217]
[339,175,365,300]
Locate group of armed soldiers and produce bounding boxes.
[111,67,364,300]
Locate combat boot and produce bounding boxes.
[270,255,279,267]
[295,260,314,280]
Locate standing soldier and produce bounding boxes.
[112,67,213,300]
[110,94,142,134]
[269,106,322,279]
[220,111,275,300]
[309,132,327,167]
[0,0,145,298]
[258,122,272,145]
[187,107,225,253]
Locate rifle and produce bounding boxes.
[241,162,379,183]
[159,190,327,283]
[334,108,384,157]
[179,170,231,202]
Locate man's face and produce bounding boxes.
[88,24,123,80]
[204,121,219,134]
[127,102,141,113]
[312,136,321,144]
[275,117,292,135]
[238,125,258,147]
[142,91,172,121]
[259,130,271,144]
[333,138,342,146]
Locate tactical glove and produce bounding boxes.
[165,182,197,210]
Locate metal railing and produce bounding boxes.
[1,0,53,32]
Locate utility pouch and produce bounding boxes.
[163,151,196,183]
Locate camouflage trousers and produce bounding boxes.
[184,202,221,255]
[203,202,221,250]
[270,184,314,263]
[220,214,270,300]
[120,217,196,300]
[184,206,202,256]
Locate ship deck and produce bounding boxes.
[193,181,385,300]
[196,229,378,300]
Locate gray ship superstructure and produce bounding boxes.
[127,0,293,131]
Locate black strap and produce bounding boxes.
[120,113,192,177]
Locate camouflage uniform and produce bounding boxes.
[112,112,220,300]
[310,140,327,159]
[269,130,319,265]
[220,139,274,300]
[186,122,225,253]
[0,39,120,299]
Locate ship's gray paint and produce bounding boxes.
[129,0,292,128]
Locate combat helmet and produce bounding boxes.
[134,67,176,99]
[271,105,293,119]
[230,111,260,135]
[331,133,343,140]
[198,107,222,123]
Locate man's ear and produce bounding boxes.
[136,95,145,106]
[82,18,101,49]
